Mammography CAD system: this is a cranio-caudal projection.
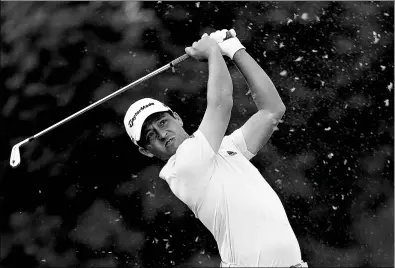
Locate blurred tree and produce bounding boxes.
[0,1,393,267]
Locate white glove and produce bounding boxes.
[208,29,245,59]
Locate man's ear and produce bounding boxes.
[172,112,183,127]
[138,146,154,158]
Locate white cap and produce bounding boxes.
[124,98,172,146]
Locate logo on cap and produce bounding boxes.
[128,102,154,128]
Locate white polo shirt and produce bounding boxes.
[159,129,303,267]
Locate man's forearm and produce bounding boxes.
[233,49,285,112]
[207,48,233,106]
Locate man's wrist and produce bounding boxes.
[232,48,247,62]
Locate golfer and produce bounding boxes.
[124,29,308,268]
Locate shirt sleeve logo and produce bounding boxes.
[227,151,237,156]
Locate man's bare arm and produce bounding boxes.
[199,46,233,153]
[186,37,233,154]
[233,49,286,155]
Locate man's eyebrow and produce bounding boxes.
[156,113,168,120]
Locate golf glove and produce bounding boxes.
[208,29,246,60]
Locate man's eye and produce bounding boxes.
[160,120,166,125]
[147,132,154,140]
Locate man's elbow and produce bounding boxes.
[277,103,286,116]
[267,102,286,117]
[258,105,285,125]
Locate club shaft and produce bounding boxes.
[29,54,190,141]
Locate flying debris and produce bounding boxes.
[280,70,287,76]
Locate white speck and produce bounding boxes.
[294,56,303,62]
[290,87,296,92]
[290,128,295,132]
[315,15,320,21]
[380,65,386,71]
[280,70,287,76]
[287,19,293,25]
[195,2,200,8]
[384,99,389,106]
[146,191,155,198]
[341,194,345,200]
[294,77,300,80]
[312,49,318,53]
[323,54,328,59]
[165,211,171,215]
[321,81,325,86]
[324,127,331,131]
[200,250,205,254]
[279,42,285,48]
[153,238,158,244]
[328,153,334,159]
[38,190,42,194]
[263,51,267,57]
[108,251,112,254]
[248,26,252,30]
[274,168,279,172]
[384,13,389,16]
[94,186,98,190]
[301,13,309,20]
[115,218,120,222]
[373,31,380,44]
[195,236,199,242]
[387,82,393,91]
[332,206,338,210]
[41,259,47,263]
[344,159,347,165]
[165,242,170,249]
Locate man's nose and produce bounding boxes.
[157,129,168,139]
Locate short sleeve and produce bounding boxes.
[228,128,256,160]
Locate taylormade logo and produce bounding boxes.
[128,102,154,128]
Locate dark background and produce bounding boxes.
[0,1,393,267]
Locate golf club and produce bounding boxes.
[10,30,235,168]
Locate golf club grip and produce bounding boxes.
[171,30,235,66]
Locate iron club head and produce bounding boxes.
[10,144,21,168]
[10,138,30,168]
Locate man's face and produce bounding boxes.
[139,112,188,161]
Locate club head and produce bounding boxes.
[10,144,21,168]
